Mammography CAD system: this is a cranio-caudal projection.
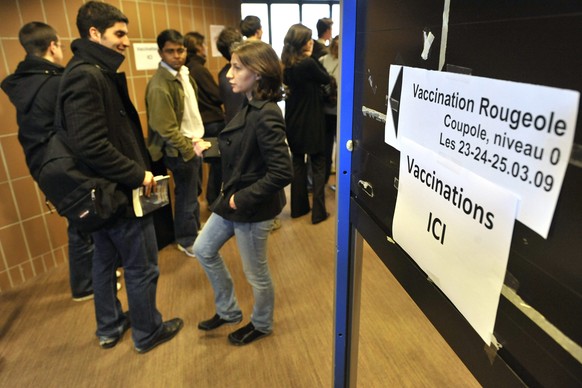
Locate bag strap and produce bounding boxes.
[54,60,92,135]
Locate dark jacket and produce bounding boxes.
[311,39,329,60]
[186,53,224,124]
[211,98,292,222]
[58,39,151,214]
[1,56,63,181]
[284,57,331,154]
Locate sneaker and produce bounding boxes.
[177,243,196,257]
[198,313,242,331]
[271,217,282,232]
[228,322,270,346]
[99,314,131,349]
[135,318,183,354]
[72,292,94,302]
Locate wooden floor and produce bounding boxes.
[0,180,479,387]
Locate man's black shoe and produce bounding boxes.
[135,318,183,354]
[99,314,131,349]
[198,313,242,331]
[228,322,270,346]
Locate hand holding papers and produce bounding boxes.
[133,175,170,217]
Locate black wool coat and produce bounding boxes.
[58,39,151,215]
[211,98,293,222]
[284,57,332,155]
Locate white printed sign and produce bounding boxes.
[386,66,580,238]
[133,43,160,71]
[394,138,519,344]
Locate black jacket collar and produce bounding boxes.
[222,98,270,133]
[13,55,64,75]
[0,55,63,112]
[70,38,125,72]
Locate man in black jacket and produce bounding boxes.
[58,1,183,353]
[1,22,95,302]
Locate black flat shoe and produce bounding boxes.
[198,313,242,331]
[135,318,183,354]
[99,314,130,349]
[228,322,270,346]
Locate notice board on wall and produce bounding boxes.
[345,1,582,386]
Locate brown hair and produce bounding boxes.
[184,31,204,56]
[216,27,242,61]
[330,35,339,59]
[231,40,283,102]
[281,24,312,68]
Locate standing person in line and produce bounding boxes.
[1,21,96,302]
[59,1,182,353]
[192,40,293,345]
[215,26,283,231]
[183,31,225,207]
[216,27,244,124]
[146,29,205,257]
[282,24,333,224]
[319,35,340,189]
[312,18,333,60]
[240,15,263,40]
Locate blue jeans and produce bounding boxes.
[193,213,275,333]
[163,155,201,247]
[67,224,93,298]
[92,215,163,348]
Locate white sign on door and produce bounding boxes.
[386,65,579,238]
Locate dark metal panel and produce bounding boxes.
[446,15,582,106]
[496,298,582,387]
[448,0,582,23]
[346,0,582,385]
[358,0,445,32]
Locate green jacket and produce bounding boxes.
[146,64,199,162]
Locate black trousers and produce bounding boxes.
[324,113,337,183]
[291,152,327,223]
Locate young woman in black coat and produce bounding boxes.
[192,40,292,346]
[282,23,333,224]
